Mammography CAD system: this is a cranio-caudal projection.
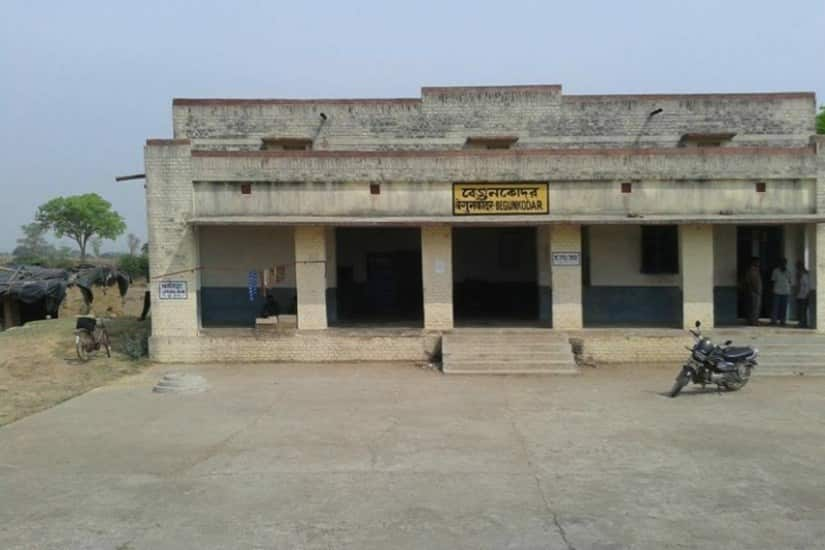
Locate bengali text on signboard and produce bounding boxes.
[159,280,188,300]
[551,252,581,266]
[453,182,549,216]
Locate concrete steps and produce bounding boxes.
[442,331,578,375]
[710,331,825,377]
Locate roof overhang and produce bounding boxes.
[189,214,825,227]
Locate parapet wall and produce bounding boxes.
[173,85,816,151]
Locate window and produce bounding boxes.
[678,132,736,148]
[641,225,679,274]
[465,136,519,150]
[260,138,313,151]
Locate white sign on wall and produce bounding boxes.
[434,259,446,274]
[159,280,188,300]
[551,252,581,266]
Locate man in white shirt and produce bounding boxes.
[795,260,811,329]
[770,258,792,325]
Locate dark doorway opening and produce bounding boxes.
[452,227,538,325]
[736,225,783,319]
[335,228,423,325]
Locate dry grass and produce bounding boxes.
[59,279,148,318]
[0,316,151,427]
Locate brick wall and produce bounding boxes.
[151,331,441,363]
[294,226,328,330]
[173,86,815,151]
[421,226,453,330]
[551,225,582,329]
[679,224,715,328]
[144,141,199,340]
[190,149,816,186]
[574,333,694,365]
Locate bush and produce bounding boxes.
[117,254,149,279]
[118,328,149,359]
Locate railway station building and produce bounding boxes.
[143,84,825,363]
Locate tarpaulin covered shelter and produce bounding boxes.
[0,265,69,328]
[0,265,131,329]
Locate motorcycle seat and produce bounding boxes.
[722,347,754,360]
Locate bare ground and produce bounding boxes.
[1,362,823,549]
[0,317,150,426]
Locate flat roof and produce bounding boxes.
[172,85,815,107]
[187,145,815,159]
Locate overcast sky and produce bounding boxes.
[1,0,823,253]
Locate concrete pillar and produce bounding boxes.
[144,141,198,339]
[295,226,328,330]
[550,224,583,329]
[421,225,453,330]
[679,224,714,329]
[815,223,824,332]
[536,226,552,324]
[324,227,337,324]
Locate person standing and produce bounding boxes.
[770,258,792,325]
[795,260,811,328]
[745,258,763,326]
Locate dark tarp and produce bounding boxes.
[0,266,69,318]
[0,265,132,319]
[74,266,131,305]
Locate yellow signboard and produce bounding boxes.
[453,182,549,216]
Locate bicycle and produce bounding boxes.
[75,317,112,361]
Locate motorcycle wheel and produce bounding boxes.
[670,371,690,398]
[722,364,752,392]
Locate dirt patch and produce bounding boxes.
[59,279,148,318]
[0,317,150,426]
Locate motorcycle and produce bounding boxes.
[670,321,758,397]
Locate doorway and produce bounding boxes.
[335,228,423,325]
[736,226,783,319]
[452,227,538,325]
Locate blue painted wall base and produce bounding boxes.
[201,287,297,327]
[584,286,682,327]
[713,286,739,325]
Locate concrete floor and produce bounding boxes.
[1,363,823,550]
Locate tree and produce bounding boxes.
[90,236,103,257]
[35,194,126,262]
[127,233,141,256]
[818,105,825,135]
[15,223,51,259]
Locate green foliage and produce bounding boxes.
[818,106,825,135]
[35,193,126,261]
[12,223,78,267]
[16,223,51,258]
[117,327,149,359]
[117,253,149,279]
